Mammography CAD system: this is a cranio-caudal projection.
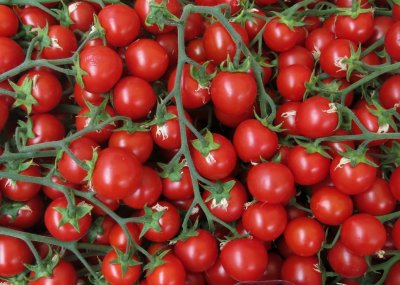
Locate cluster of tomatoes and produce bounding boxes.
[1,0,400,284]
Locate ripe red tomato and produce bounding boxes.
[0,5,18,37]
[277,64,312,101]
[18,6,57,28]
[174,229,218,272]
[27,113,65,145]
[156,32,179,66]
[379,75,400,112]
[72,83,104,108]
[334,12,374,44]
[278,46,314,70]
[204,256,235,285]
[281,255,322,285]
[305,27,335,58]
[247,162,295,204]
[162,165,194,201]
[102,250,141,285]
[340,213,386,256]
[274,101,301,136]
[244,9,266,41]
[0,234,33,277]
[184,13,205,41]
[0,37,24,74]
[68,1,96,32]
[186,38,207,63]
[91,147,142,200]
[30,259,78,285]
[220,238,268,281]
[146,254,186,285]
[263,18,304,52]
[109,130,153,163]
[385,21,400,61]
[320,39,357,78]
[41,25,77,60]
[386,261,400,285]
[390,167,400,200]
[109,222,142,252]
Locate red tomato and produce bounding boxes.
[367,16,395,46]
[386,261,400,285]
[109,222,142,252]
[305,27,335,58]
[41,25,77,60]
[204,256,235,285]
[384,21,400,61]
[184,13,205,41]
[247,162,295,204]
[379,75,400,112]
[274,102,301,136]
[0,5,18,37]
[186,38,207,63]
[102,250,141,285]
[220,238,268,281]
[73,83,104,107]
[281,255,322,285]
[162,165,194,201]
[0,37,24,74]
[18,6,57,28]
[92,147,142,200]
[109,130,153,163]
[390,167,400,200]
[334,12,374,44]
[0,80,15,107]
[320,39,357,78]
[0,235,33,277]
[156,32,179,66]
[245,9,266,40]
[30,259,78,285]
[263,18,304,52]
[68,1,96,32]
[0,101,8,132]
[27,113,65,145]
[278,46,314,70]
[146,254,186,285]
[277,64,312,101]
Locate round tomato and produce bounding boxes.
[305,27,335,58]
[281,255,322,285]
[277,64,312,101]
[379,75,400,112]
[334,12,374,44]
[386,261,400,285]
[278,46,314,70]
[0,235,33,277]
[0,5,18,37]
[390,167,400,200]
[274,101,301,136]
[0,37,24,74]
[146,254,186,285]
[27,113,65,145]
[263,18,304,52]
[204,256,235,285]
[18,6,56,28]
[41,25,77,60]
[385,21,400,61]
[109,222,142,252]
[72,83,104,108]
[68,1,96,32]
[30,259,78,285]
[156,32,179,66]
[102,250,141,285]
[162,165,194,201]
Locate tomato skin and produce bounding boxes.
[247,162,296,204]
[367,16,395,46]
[379,75,400,112]
[386,261,400,285]
[233,119,278,163]
[98,4,140,47]
[389,167,400,200]
[102,251,141,285]
[203,22,249,65]
[184,13,205,41]
[109,130,153,163]
[27,113,65,145]
[305,27,334,57]
[186,38,207,63]
[263,18,304,52]
[211,71,257,115]
[44,197,92,242]
[0,235,33,277]
[340,213,386,256]
[79,45,123,93]
[92,147,142,200]
[214,106,254,128]
[320,39,357,78]
[191,133,237,181]
[162,166,194,201]
[274,102,301,136]
[29,259,78,285]
[204,256,235,285]
[278,46,314,70]
[327,241,368,278]
[174,229,218,272]
[42,25,77,60]
[330,155,377,195]
[242,202,287,241]
[220,238,268,281]
[0,5,18,37]
[385,22,400,61]
[281,255,322,285]
[146,254,186,285]
[57,137,99,185]
[277,64,312,101]
[73,83,104,107]
[126,39,169,82]
[109,222,141,252]
[68,1,96,32]
[18,6,57,28]
[310,186,353,225]
[334,12,374,44]
[156,32,179,66]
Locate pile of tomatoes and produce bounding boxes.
[1,0,400,284]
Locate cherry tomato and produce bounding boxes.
[277,64,312,101]
[18,6,57,28]
[263,18,304,52]
[68,1,96,32]
[305,27,335,58]
[162,165,194,201]
[204,256,235,285]
[30,259,78,285]
[27,113,65,145]
[334,11,374,44]
[0,235,33,277]
[72,83,104,108]
[102,250,141,285]
[278,46,314,70]
[385,21,400,61]
[274,102,301,136]
[386,261,400,285]
[281,255,322,285]
[379,75,400,112]
[320,39,357,78]
[389,167,400,200]
[109,130,153,163]
[0,5,18,37]
[109,222,142,252]
[0,37,24,73]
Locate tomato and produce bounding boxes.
[138,201,180,242]
[79,45,123,93]
[174,229,218,272]
[75,104,116,143]
[18,7,57,28]
[109,130,153,163]
[203,22,249,65]
[277,64,312,101]
[296,96,338,138]
[0,80,15,107]
[281,255,322,285]
[41,25,77,60]
[260,252,283,281]
[386,261,400,285]
[42,176,76,200]
[394,3,400,21]
[321,78,354,106]
[278,46,314,70]
[73,83,104,107]
[146,254,186,285]
[204,256,235,285]
[88,215,116,245]
[305,27,335,58]
[167,64,211,110]
[203,179,247,223]
[379,75,400,112]
[184,13,205,41]
[310,186,353,225]
[263,18,304,52]
[109,222,142,252]
[186,38,207,63]
[68,1,96,32]
[334,12,374,44]
[191,133,237,181]
[123,166,162,209]
[44,197,92,241]
[340,213,386,256]
[92,147,142,200]
[214,106,254,128]
[233,119,278,163]
[247,162,295,204]
[327,241,368,278]
[0,235,33,277]
[242,202,287,241]
[57,137,99,185]
[244,10,266,41]
[155,32,179,66]
[367,16,395,46]
[389,167,400,200]
[0,5,18,37]
[184,272,205,285]
[220,238,268,281]
[30,259,78,285]
[384,21,400,61]
[274,102,301,136]
[354,178,396,215]
[319,39,357,78]
[284,217,324,257]
[80,184,119,216]
[330,154,377,195]
[102,250,141,285]
[125,39,169,82]
[26,113,65,145]
[211,71,256,115]
[0,37,23,75]
[162,165,194,200]
[1,164,42,202]
[134,0,181,34]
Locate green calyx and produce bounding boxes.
[169,219,199,244]
[145,0,180,30]
[10,77,38,114]
[338,145,378,168]
[25,247,60,281]
[192,130,220,157]
[86,216,105,244]
[295,139,332,159]
[139,204,167,238]
[53,2,74,28]
[220,56,251,73]
[53,200,93,232]
[158,160,186,182]
[190,62,216,90]
[17,117,35,146]
[144,249,170,276]
[203,180,236,208]
[336,0,374,19]
[109,247,141,277]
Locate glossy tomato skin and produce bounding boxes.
[242,202,287,241]
[126,39,169,82]
[184,13,205,41]
[186,38,207,63]
[310,186,353,225]
[340,213,386,256]
[18,6,57,28]
[79,45,123,93]
[0,235,33,277]
[102,251,141,285]
[204,256,235,285]
[385,21,400,61]
[247,162,296,204]
[390,167,400,200]
[0,37,24,74]
[220,238,268,281]
[41,25,77,60]
[73,83,104,108]
[156,32,179,66]
[211,71,257,115]
[278,46,314,70]
[327,241,368,278]
[27,113,65,145]
[245,10,266,40]
[277,64,312,101]
[92,147,142,200]
[320,39,357,78]
[174,229,218,272]
[281,255,322,285]
[57,137,99,185]
[191,133,237,181]
[334,12,374,44]
[109,130,153,163]
[274,101,301,136]
[263,18,304,52]
[29,259,78,285]
[98,4,140,47]
[305,27,335,57]
[146,254,186,285]
[109,222,142,251]
[379,75,400,112]
[0,5,18,37]
[162,165,194,201]
[68,1,96,32]
[44,197,92,242]
[203,22,249,65]
[386,261,400,285]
